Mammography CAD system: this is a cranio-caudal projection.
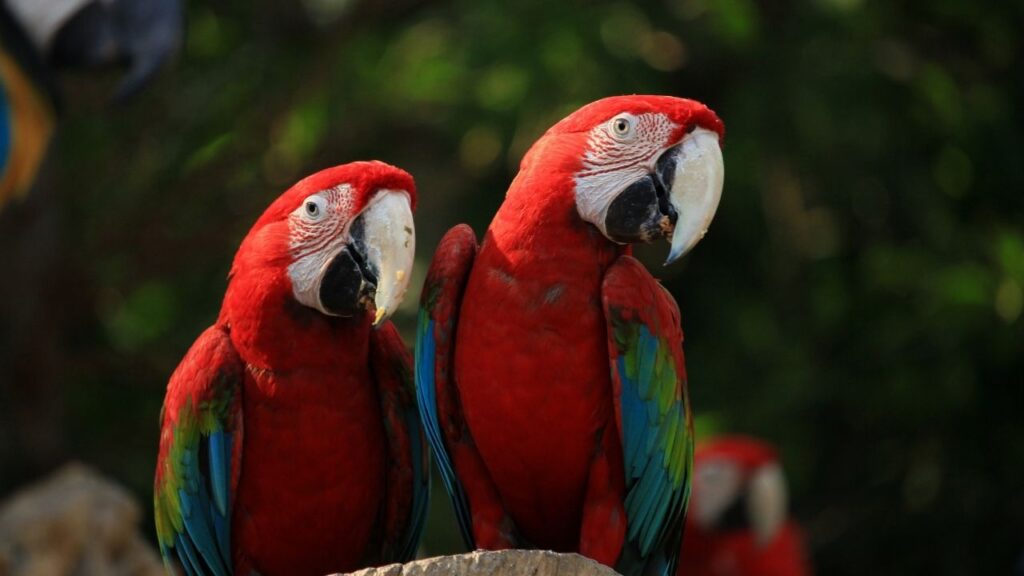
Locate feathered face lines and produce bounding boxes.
[286,183,369,318]
[570,98,725,265]
[225,162,417,328]
[577,112,679,178]
[288,183,357,261]
[285,182,415,325]
[223,162,416,342]
[545,94,724,139]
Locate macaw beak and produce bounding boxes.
[747,463,787,548]
[663,127,725,265]
[601,127,723,264]
[317,191,415,325]
[362,191,415,327]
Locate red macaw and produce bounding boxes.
[415,95,725,576]
[153,162,428,576]
[679,436,813,576]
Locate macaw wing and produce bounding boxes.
[602,256,693,575]
[370,321,430,563]
[414,224,478,548]
[154,326,244,576]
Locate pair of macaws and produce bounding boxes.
[153,95,730,576]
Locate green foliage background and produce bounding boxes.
[3,0,1023,573]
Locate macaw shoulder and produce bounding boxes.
[162,325,244,423]
[603,256,682,323]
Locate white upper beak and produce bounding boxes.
[748,463,788,547]
[360,190,415,326]
[664,127,725,265]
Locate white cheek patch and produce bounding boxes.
[692,459,743,529]
[287,242,347,314]
[573,113,677,238]
[286,184,355,314]
[574,167,650,239]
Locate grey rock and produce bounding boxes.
[341,550,622,576]
[0,462,162,576]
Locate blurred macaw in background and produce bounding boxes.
[416,95,725,576]
[679,436,812,576]
[0,0,181,489]
[153,162,428,576]
[0,0,181,206]
[0,5,54,208]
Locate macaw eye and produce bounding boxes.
[300,195,328,222]
[609,115,636,141]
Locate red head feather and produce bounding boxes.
[229,161,416,273]
[547,95,724,141]
[515,95,724,191]
[252,161,417,231]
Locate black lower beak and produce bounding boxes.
[603,145,680,244]
[716,491,751,533]
[318,218,379,317]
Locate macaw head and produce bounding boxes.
[688,436,789,547]
[229,161,416,327]
[523,95,724,264]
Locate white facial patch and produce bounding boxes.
[692,458,743,529]
[574,112,677,238]
[287,184,356,314]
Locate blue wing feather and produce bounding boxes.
[208,431,229,516]
[414,224,480,551]
[175,533,202,576]
[179,479,229,576]
[154,327,242,576]
[603,257,693,576]
[415,310,475,548]
[210,499,230,568]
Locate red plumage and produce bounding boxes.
[420,96,725,574]
[154,161,425,576]
[680,522,811,576]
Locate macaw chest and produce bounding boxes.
[455,258,616,549]
[232,366,387,575]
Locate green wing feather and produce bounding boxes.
[154,326,243,576]
[603,256,694,576]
